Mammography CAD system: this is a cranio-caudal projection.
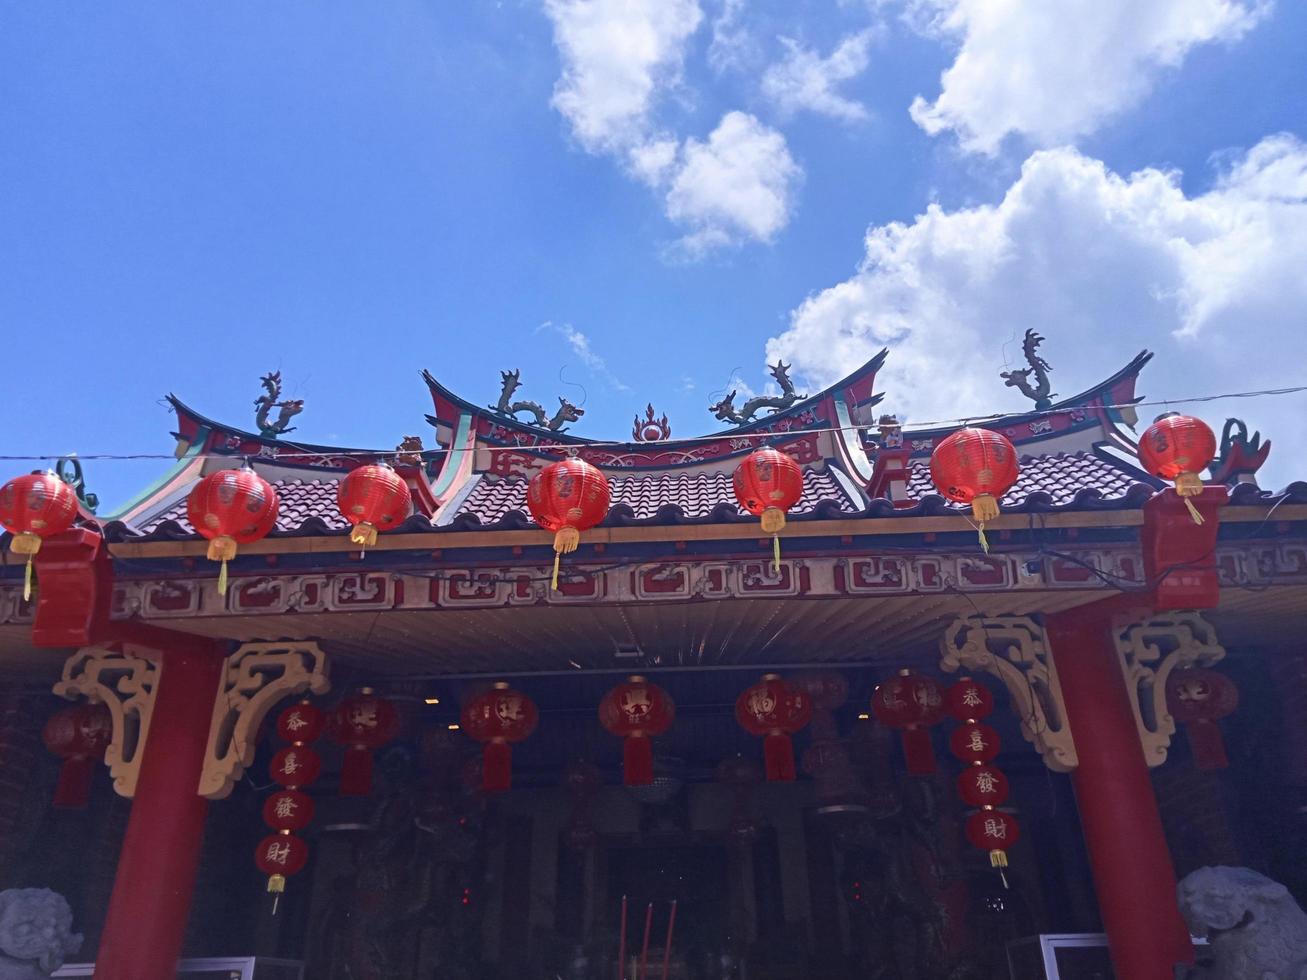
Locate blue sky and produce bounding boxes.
[2,0,1305,509]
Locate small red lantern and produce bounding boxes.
[1166,667,1238,770]
[527,458,611,590]
[950,722,1001,763]
[257,700,324,905]
[944,677,994,721]
[330,690,399,796]
[735,674,812,782]
[1138,414,1217,525]
[337,463,412,548]
[276,702,326,745]
[732,448,804,570]
[957,765,1010,808]
[599,676,675,786]
[966,809,1019,868]
[929,428,1019,552]
[461,683,539,793]
[186,467,279,594]
[262,789,315,831]
[871,670,945,774]
[0,472,79,600]
[270,745,323,788]
[42,702,112,808]
[255,832,310,894]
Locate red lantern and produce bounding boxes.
[0,472,79,600]
[276,702,326,745]
[270,745,323,788]
[871,670,945,774]
[966,809,1019,868]
[950,722,1001,763]
[1138,414,1217,525]
[186,467,279,594]
[732,448,804,570]
[255,832,309,894]
[527,458,611,590]
[329,690,399,796]
[337,463,412,548]
[1166,667,1238,770]
[957,765,1010,808]
[599,676,675,786]
[262,789,315,831]
[944,678,994,722]
[42,702,112,808]
[461,683,539,793]
[929,428,1019,552]
[735,674,812,782]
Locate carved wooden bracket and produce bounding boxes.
[52,646,160,798]
[939,615,1078,772]
[198,641,331,800]
[1112,612,1225,768]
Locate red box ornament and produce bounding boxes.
[329,689,399,796]
[185,467,279,594]
[526,458,611,590]
[735,674,812,782]
[42,702,112,808]
[870,669,945,774]
[599,676,675,786]
[0,472,79,600]
[1165,667,1238,770]
[732,448,804,570]
[928,428,1019,552]
[337,463,412,548]
[460,682,539,793]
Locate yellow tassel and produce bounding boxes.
[218,559,229,596]
[552,551,561,591]
[977,524,990,554]
[990,849,1008,869]
[350,523,379,548]
[23,558,33,602]
[760,508,786,534]
[1182,497,1205,525]
[267,874,286,894]
[772,535,781,572]
[970,494,999,524]
[554,526,580,554]
[1176,472,1205,524]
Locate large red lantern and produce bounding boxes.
[599,676,675,786]
[461,682,539,793]
[870,669,945,774]
[527,458,611,590]
[186,467,279,594]
[735,674,812,782]
[1138,414,1217,525]
[42,702,112,808]
[732,448,804,570]
[337,463,412,548]
[1166,667,1238,770]
[329,690,399,796]
[929,428,1019,552]
[0,472,79,600]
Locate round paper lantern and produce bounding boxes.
[41,702,112,808]
[599,676,675,786]
[1165,667,1238,770]
[966,809,1019,868]
[460,683,539,793]
[733,448,804,569]
[944,677,995,722]
[950,722,1001,764]
[255,832,309,894]
[735,674,812,782]
[526,458,611,589]
[269,745,323,788]
[871,670,946,774]
[1138,414,1217,525]
[0,472,79,600]
[329,690,399,796]
[337,463,412,548]
[262,789,315,832]
[276,702,326,745]
[957,765,1010,809]
[186,468,279,594]
[929,428,1019,552]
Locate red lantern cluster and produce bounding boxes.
[1138,414,1217,525]
[599,677,675,786]
[946,677,1018,871]
[461,683,538,793]
[258,700,325,901]
[329,689,399,796]
[870,669,945,774]
[735,674,812,782]
[929,428,1020,552]
[1165,667,1238,770]
[732,448,804,570]
[42,702,112,808]
[0,472,79,600]
[337,463,412,548]
[526,458,611,590]
[186,467,279,594]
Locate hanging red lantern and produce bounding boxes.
[949,722,1001,763]
[41,702,112,808]
[870,669,945,774]
[0,472,79,600]
[946,677,1017,872]
[966,809,1019,868]
[1166,667,1238,770]
[262,789,315,831]
[929,428,1019,552]
[944,677,995,721]
[957,765,1010,808]
[732,448,804,570]
[337,463,412,548]
[598,676,675,786]
[527,458,611,590]
[276,701,326,745]
[186,467,279,595]
[270,744,323,788]
[1138,414,1217,525]
[735,674,812,782]
[255,832,310,895]
[460,682,539,793]
[256,700,324,906]
[329,689,399,796]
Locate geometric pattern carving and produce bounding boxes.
[52,646,160,798]
[1112,612,1226,768]
[939,615,1078,772]
[197,641,330,800]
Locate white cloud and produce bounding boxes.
[766,135,1307,485]
[545,322,631,392]
[708,0,756,73]
[761,31,875,122]
[907,0,1271,154]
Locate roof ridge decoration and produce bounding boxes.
[709,360,805,425]
[254,371,304,438]
[1000,329,1055,411]
[490,369,584,432]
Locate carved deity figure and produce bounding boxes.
[0,889,82,980]
[1176,866,1307,979]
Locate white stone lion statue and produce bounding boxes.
[1176,866,1307,980]
[0,889,82,980]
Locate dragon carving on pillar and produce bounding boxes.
[490,370,584,432]
[999,330,1056,411]
[709,361,806,425]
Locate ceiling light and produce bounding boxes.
[424,697,440,705]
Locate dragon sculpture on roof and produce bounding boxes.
[254,371,304,438]
[490,369,584,432]
[1000,329,1056,411]
[709,360,806,425]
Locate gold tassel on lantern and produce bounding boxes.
[989,849,1008,868]
[552,526,580,590]
[207,535,238,595]
[350,522,379,548]
[970,494,999,554]
[11,531,41,601]
[761,507,785,571]
[1174,472,1205,525]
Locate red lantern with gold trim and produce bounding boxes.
[1138,414,1217,525]
[262,789,315,831]
[337,463,412,548]
[733,448,804,570]
[957,765,1010,808]
[527,458,611,590]
[929,428,1019,552]
[871,670,945,774]
[329,690,399,796]
[42,702,112,808]
[270,745,322,788]
[186,467,279,594]
[599,676,675,786]
[461,683,539,793]
[966,809,1019,868]
[276,702,326,745]
[1166,667,1238,769]
[0,472,79,600]
[735,674,812,782]
[255,832,310,895]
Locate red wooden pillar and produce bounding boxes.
[1045,607,1193,980]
